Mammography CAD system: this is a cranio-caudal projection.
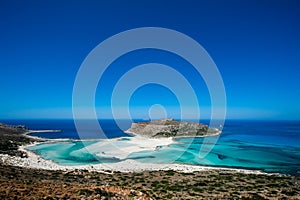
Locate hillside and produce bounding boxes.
[126,118,220,138]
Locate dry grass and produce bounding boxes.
[0,164,299,199]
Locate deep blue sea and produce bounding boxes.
[2,119,300,176]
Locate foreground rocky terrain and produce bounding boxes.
[0,122,300,199]
[126,118,219,138]
[1,163,300,199]
[0,123,37,157]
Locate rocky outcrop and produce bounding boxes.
[126,118,220,138]
[0,123,28,134]
[0,123,33,157]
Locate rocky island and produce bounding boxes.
[126,118,220,138]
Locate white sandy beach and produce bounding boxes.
[83,136,175,159]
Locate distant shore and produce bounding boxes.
[24,129,61,139]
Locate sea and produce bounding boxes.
[2,119,300,176]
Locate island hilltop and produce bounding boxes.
[126,118,220,138]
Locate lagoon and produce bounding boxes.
[4,119,300,176]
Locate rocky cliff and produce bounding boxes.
[126,118,220,138]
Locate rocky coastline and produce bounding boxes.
[126,118,220,138]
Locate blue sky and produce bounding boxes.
[0,0,300,120]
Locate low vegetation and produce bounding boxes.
[0,164,299,199]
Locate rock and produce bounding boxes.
[126,118,220,138]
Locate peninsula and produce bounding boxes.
[126,118,220,138]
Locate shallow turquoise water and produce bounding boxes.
[28,141,102,165]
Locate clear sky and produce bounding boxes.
[0,0,300,120]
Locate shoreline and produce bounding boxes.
[0,139,269,176]
[0,128,275,175]
[24,129,61,139]
[0,148,268,175]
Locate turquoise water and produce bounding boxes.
[7,119,298,176]
[28,141,102,166]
